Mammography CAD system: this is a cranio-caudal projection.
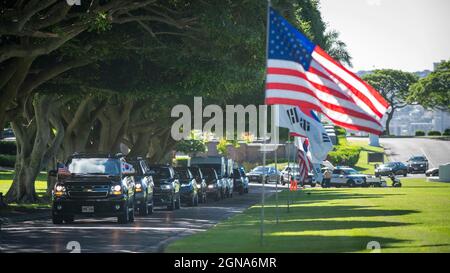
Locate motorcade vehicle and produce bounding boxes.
[188,166,207,203]
[148,164,181,210]
[232,167,249,194]
[127,157,154,215]
[200,167,223,201]
[174,167,199,206]
[191,156,228,198]
[51,153,136,224]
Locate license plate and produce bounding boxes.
[81,206,94,213]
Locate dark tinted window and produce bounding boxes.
[175,168,192,180]
[67,158,120,175]
[151,167,171,179]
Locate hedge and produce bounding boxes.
[0,141,17,155]
[444,129,450,136]
[427,131,442,136]
[415,130,425,136]
[0,154,16,167]
[327,145,361,167]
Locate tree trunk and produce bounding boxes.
[6,95,64,203]
[128,132,151,157]
[97,101,133,153]
[385,108,395,136]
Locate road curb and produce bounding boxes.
[0,211,50,226]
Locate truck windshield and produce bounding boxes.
[67,158,120,175]
[152,167,171,179]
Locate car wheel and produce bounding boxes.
[175,194,181,209]
[129,205,135,223]
[63,215,74,224]
[310,183,316,188]
[139,197,149,216]
[167,196,175,211]
[347,180,355,187]
[403,171,407,177]
[118,204,129,224]
[194,194,199,206]
[52,212,63,225]
[148,201,154,215]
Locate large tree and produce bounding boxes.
[408,60,450,111]
[362,69,418,135]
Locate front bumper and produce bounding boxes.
[52,198,127,217]
[153,191,173,205]
[409,165,426,172]
[248,175,262,183]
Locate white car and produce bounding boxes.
[330,167,384,187]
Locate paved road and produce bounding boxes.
[379,138,450,168]
[0,183,282,253]
[348,137,450,178]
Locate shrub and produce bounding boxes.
[0,154,16,167]
[0,141,16,155]
[427,131,442,136]
[444,128,450,136]
[415,130,425,136]
[327,145,361,167]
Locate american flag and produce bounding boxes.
[265,8,389,135]
[295,137,312,184]
[57,163,71,176]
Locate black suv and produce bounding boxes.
[232,167,249,195]
[127,157,154,215]
[149,164,181,210]
[51,153,136,224]
[174,167,199,206]
[200,167,222,201]
[188,167,207,203]
[406,155,429,173]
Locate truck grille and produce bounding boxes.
[67,184,109,199]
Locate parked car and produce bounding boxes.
[174,167,199,206]
[188,166,207,203]
[425,167,439,177]
[0,128,15,141]
[127,157,154,215]
[148,164,181,211]
[247,166,280,183]
[280,165,316,187]
[232,167,249,194]
[329,167,366,187]
[200,167,223,201]
[51,153,136,224]
[375,162,408,177]
[406,155,429,173]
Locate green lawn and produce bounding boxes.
[0,171,50,211]
[347,139,387,174]
[166,178,450,253]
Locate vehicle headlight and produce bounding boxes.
[161,184,172,190]
[54,184,66,196]
[420,164,424,167]
[111,185,122,195]
[208,184,215,189]
[196,184,202,189]
[135,183,142,192]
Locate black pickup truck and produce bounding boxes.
[51,153,136,224]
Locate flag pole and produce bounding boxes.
[287,134,291,212]
[274,141,279,224]
[260,0,271,246]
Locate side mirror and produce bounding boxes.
[48,170,57,177]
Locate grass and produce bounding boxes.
[347,139,387,174]
[166,178,450,253]
[0,170,50,211]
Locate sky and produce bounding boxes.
[319,0,450,72]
